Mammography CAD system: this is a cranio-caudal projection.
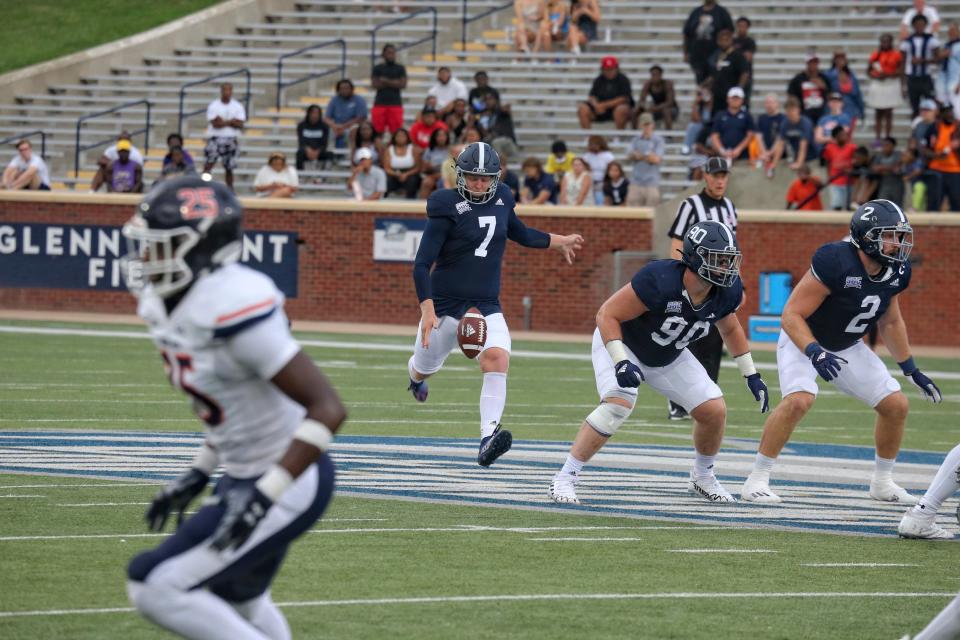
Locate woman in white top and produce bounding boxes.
[253,152,298,198]
[559,157,593,206]
[384,128,422,199]
[582,135,615,205]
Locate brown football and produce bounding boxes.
[457,308,487,359]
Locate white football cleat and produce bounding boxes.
[740,475,783,504]
[870,480,919,505]
[549,473,580,505]
[689,473,737,503]
[898,508,955,540]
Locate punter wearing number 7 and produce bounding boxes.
[408,141,584,467]
[740,200,942,505]
[550,220,770,505]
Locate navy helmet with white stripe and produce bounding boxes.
[849,199,913,267]
[455,142,500,204]
[680,220,742,287]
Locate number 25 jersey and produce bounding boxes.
[806,241,911,352]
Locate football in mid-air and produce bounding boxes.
[457,308,487,359]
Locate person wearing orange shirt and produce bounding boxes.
[822,126,857,210]
[866,34,905,141]
[786,164,824,210]
[923,103,960,210]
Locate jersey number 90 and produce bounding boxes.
[652,317,712,350]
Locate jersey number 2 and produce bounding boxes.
[845,295,881,333]
[161,351,224,427]
[474,216,496,257]
[652,318,712,350]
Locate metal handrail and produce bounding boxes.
[74,100,151,178]
[370,8,437,74]
[0,130,47,159]
[461,0,513,50]
[276,39,347,111]
[178,68,251,136]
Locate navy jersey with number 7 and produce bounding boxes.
[412,183,550,318]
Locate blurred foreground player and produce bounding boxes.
[741,200,940,504]
[408,141,583,466]
[898,442,960,540]
[549,221,769,504]
[121,176,347,640]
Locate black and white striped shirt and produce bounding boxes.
[668,190,738,241]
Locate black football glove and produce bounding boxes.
[745,373,770,413]
[145,468,209,532]
[899,358,943,403]
[804,342,847,382]
[210,486,273,552]
[614,359,644,388]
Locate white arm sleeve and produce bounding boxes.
[226,308,300,379]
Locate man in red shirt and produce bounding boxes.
[409,107,448,149]
[822,126,856,209]
[785,164,823,210]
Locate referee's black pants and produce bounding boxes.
[669,326,723,414]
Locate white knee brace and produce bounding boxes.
[586,402,632,437]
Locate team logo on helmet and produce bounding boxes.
[681,220,742,287]
[849,199,913,268]
[455,142,500,204]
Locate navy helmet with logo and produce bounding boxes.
[849,199,913,267]
[121,175,243,298]
[455,141,500,204]
[680,220,742,287]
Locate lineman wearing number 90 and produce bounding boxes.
[549,220,769,505]
[409,142,583,467]
[741,200,941,505]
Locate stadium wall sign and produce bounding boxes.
[0,193,957,346]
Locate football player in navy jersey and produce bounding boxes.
[741,200,941,505]
[549,220,769,504]
[409,141,583,466]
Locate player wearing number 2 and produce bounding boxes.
[741,200,941,504]
[409,141,583,467]
[549,220,770,505]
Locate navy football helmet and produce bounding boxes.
[121,175,242,298]
[680,220,742,287]
[849,199,913,267]
[455,142,500,204]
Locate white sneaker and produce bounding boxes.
[870,480,919,504]
[689,472,737,503]
[740,474,783,503]
[549,473,580,505]
[898,508,955,540]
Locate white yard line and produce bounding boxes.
[0,483,157,489]
[801,563,920,568]
[0,494,45,498]
[668,549,779,554]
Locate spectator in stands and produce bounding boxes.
[825,51,865,131]
[499,154,521,201]
[822,125,857,209]
[937,22,960,116]
[902,147,930,211]
[91,131,145,193]
[296,104,333,171]
[923,103,960,210]
[468,71,501,115]
[2,139,49,191]
[583,135,615,205]
[371,44,407,135]
[520,157,558,204]
[568,0,601,55]
[577,56,633,130]
[866,34,905,141]
[106,140,143,194]
[419,128,451,198]
[162,133,194,170]
[203,82,245,191]
[913,97,940,147]
[104,131,144,167]
[785,164,823,210]
[781,97,815,170]
[710,87,755,164]
[443,99,469,142]
[545,139,575,182]
[709,27,750,114]
[428,66,469,116]
[850,145,878,205]
[351,120,385,167]
[478,93,519,160]
[559,157,593,206]
[814,93,854,155]
[901,0,941,40]
[350,148,386,201]
[157,146,196,183]
[323,79,368,150]
[681,77,714,155]
[541,0,571,55]
[787,54,831,124]
[514,0,547,55]
[871,137,905,206]
[410,106,448,149]
[254,152,298,198]
[634,65,679,130]
[902,14,940,118]
[383,128,421,199]
[733,16,756,107]
[602,160,629,206]
[756,93,786,177]
[682,0,734,84]
[626,113,664,206]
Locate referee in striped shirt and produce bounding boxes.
[665,156,739,420]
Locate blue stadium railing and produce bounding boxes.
[178,69,251,136]
[370,8,437,73]
[276,39,347,111]
[460,0,512,50]
[74,100,151,178]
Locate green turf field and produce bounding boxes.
[0,320,958,639]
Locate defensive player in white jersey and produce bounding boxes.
[121,176,347,640]
[409,142,583,467]
[740,200,941,505]
[549,221,770,504]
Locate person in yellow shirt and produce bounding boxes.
[545,140,575,182]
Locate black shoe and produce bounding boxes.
[668,402,689,421]
[477,424,512,467]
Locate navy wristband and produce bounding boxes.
[803,342,821,358]
[898,357,916,375]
